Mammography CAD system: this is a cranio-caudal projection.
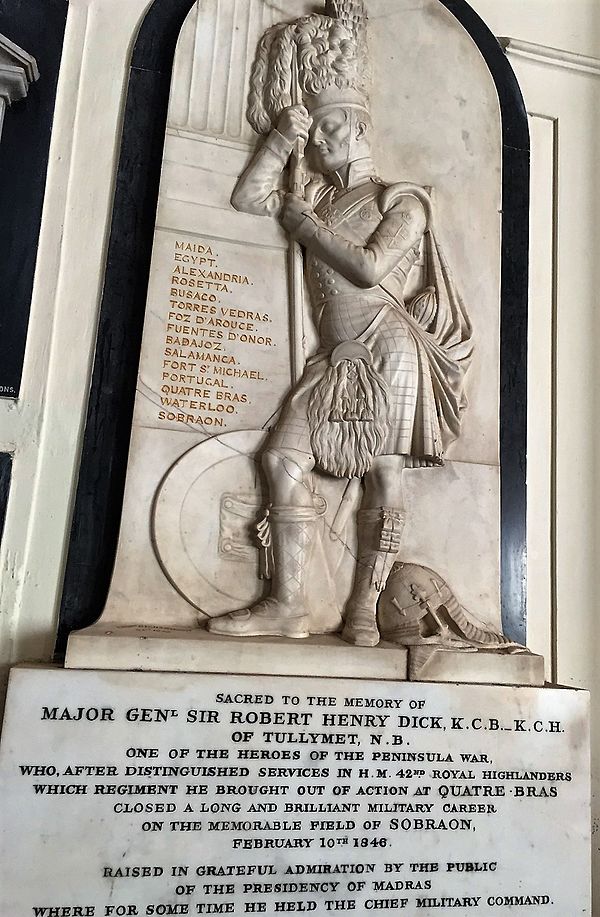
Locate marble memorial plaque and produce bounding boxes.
[0,667,590,915]
[68,0,537,684]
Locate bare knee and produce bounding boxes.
[364,455,405,507]
[262,448,314,486]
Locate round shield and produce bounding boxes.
[152,430,269,616]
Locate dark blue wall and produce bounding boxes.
[0,1,67,579]
[0,453,11,544]
[0,0,68,397]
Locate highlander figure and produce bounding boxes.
[208,0,473,647]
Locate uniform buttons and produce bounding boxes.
[326,268,333,275]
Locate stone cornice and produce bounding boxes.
[0,33,39,105]
[500,37,600,77]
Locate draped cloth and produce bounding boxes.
[391,219,474,462]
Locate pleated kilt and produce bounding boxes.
[268,293,444,468]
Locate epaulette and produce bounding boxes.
[379,182,434,230]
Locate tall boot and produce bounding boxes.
[207,505,316,638]
[342,507,405,647]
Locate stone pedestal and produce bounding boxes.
[408,646,545,686]
[0,666,591,916]
[65,626,546,686]
[65,626,408,681]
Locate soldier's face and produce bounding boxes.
[308,107,354,173]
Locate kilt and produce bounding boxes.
[268,293,445,468]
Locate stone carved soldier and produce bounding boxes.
[208,0,473,647]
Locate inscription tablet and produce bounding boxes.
[0,668,590,915]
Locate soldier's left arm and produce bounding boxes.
[282,192,427,288]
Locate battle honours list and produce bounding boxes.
[0,669,591,915]
[138,232,292,435]
[161,240,268,428]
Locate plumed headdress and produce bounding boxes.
[247,0,371,135]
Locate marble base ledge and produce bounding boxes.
[65,625,408,681]
[409,646,545,686]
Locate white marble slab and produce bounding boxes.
[102,425,501,632]
[92,0,506,650]
[0,667,591,916]
[138,227,292,436]
[65,628,544,688]
[408,646,545,686]
[65,630,408,681]
[165,0,503,465]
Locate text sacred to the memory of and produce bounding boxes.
[3,672,582,916]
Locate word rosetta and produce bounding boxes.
[143,234,291,434]
[0,669,590,916]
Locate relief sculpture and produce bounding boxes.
[62,0,544,684]
[205,0,519,658]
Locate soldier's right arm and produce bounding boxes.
[231,106,311,217]
[230,130,292,216]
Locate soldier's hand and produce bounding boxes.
[280,193,314,239]
[277,105,312,145]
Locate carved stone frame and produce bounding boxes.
[56,0,529,652]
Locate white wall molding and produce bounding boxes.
[499,28,600,898]
[501,38,600,76]
[0,0,153,685]
[471,0,600,63]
